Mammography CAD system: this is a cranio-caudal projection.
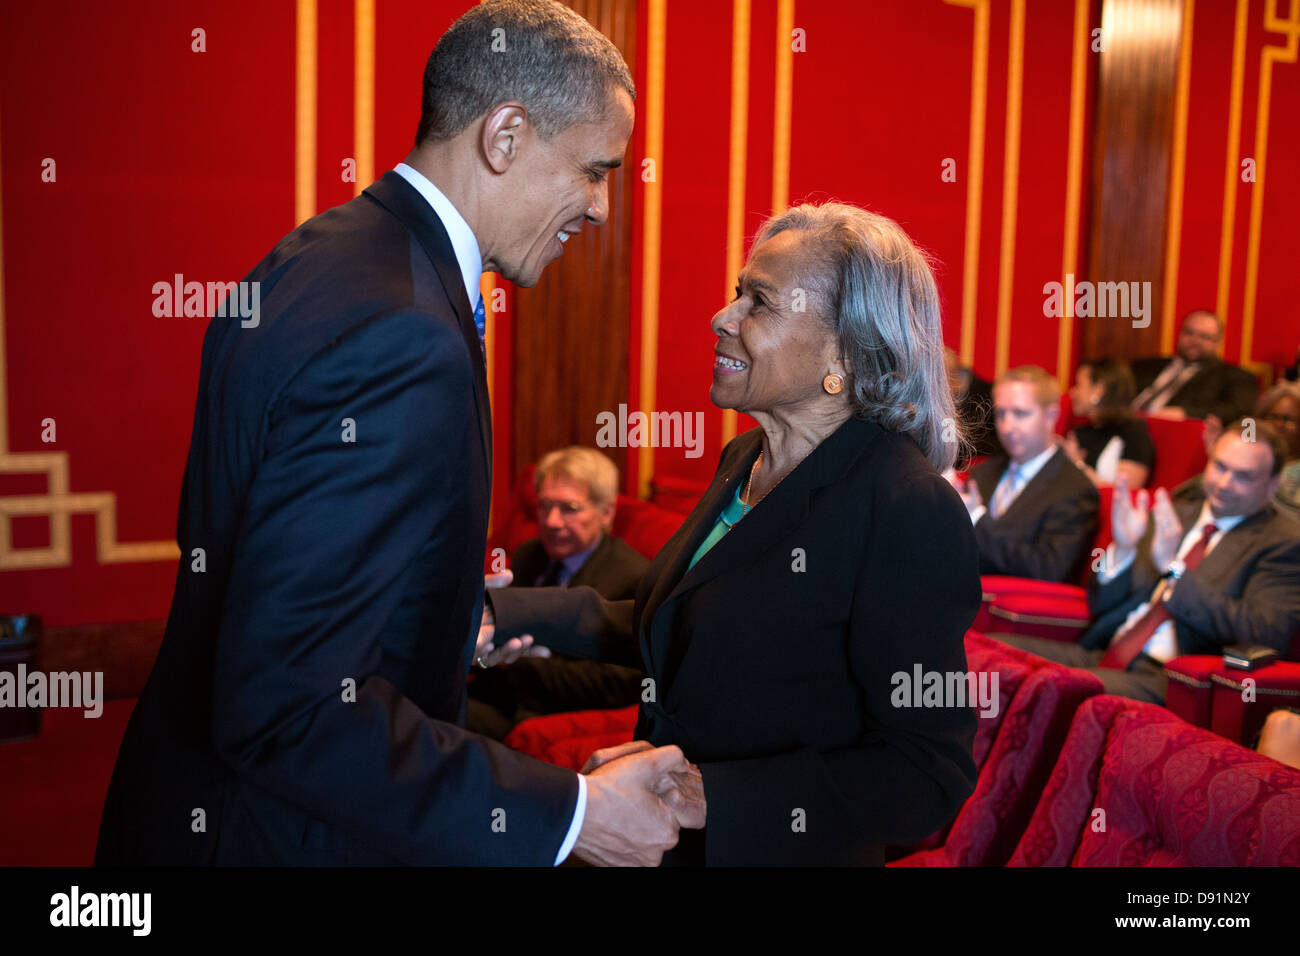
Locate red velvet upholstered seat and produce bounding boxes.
[890,633,1103,866]
[1008,694,1300,865]
[502,705,638,772]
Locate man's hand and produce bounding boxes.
[474,570,551,668]
[582,741,707,831]
[959,478,984,516]
[1111,475,1149,566]
[1149,488,1184,573]
[573,745,699,867]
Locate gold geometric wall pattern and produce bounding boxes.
[0,112,180,571]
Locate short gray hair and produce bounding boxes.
[753,202,963,471]
[1256,379,1300,418]
[415,0,634,145]
[535,446,619,510]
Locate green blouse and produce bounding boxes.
[688,482,750,571]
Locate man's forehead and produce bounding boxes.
[1213,435,1270,474]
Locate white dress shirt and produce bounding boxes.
[393,163,586,865]
[393,163,483,311]
[969,444,1060,525]
[1101,503,1245,662]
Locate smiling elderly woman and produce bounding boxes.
[488,201,982,866]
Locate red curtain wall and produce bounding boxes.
[2,0,1297,627]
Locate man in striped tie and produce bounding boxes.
[992,420,1300,703]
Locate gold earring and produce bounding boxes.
[823,373,844,395]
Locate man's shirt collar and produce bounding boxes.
[393,163,482,310]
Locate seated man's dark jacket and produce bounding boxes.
[970,448,1099,582]
[1080,481,1300,656]
[1131,355,1259,422]
[469,535,649,729]
[511,534,647,600]
[489,417,981,866]
[95,172,576,866]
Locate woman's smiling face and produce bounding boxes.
[709,229,842,416]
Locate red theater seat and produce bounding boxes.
[891,633,1103,866]
[1142,414,1208,492]
[502,705,638,772]
[1008,694,1300,865]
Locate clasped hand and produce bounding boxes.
[572,740,707,866]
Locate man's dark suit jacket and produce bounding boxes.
[970,448,1099,583]
[490,416,982,866]
[1131,355,1259,422]
[511,534,647,599]
[1080,482,1300,656]
[96,171,577,866]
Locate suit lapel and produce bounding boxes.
[362,171,492,485]
[999,448,1065,521]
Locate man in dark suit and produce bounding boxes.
[1131,310,1259,422]
[954,365,1098,582]
[469,447,649,738]
[96,0,698,867]
[994,421,1300,703]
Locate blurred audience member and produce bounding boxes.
[1257,381,1300,519]
[1064,357,1154,488]
[469,447,649,739]
[953,365,1098,582]
[1258,708,1300,771]
[945,346,1000,460]
[992,421,1300,704]
[1131,310,1258,422]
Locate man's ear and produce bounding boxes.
[481,102,529,174]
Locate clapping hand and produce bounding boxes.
[1112,477,1182,572]
[954,477,984,516]
[474,570,551,668]
[1149,488,1184,573]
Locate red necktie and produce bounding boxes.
[1100,522,1218,670]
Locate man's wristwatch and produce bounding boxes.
[1164,558,1187,581]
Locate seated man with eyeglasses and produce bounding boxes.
[468,446,649,739]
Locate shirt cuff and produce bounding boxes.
[554,773,586,865]
[968,505,987,526]
[1098,543,1136,583]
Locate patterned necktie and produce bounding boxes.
[991,464,1021,519]
[473,295,486,363]
[1100,521,1218,670]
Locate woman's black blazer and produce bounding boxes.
[491,414,982,865]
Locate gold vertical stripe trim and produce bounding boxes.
[0,112,8,456]
[1160,0,1195,355]
[1057,0,1090,387]
[994,0,1026,377]
[946,0,990,368]
[771,0,795,215]
[638,0,667,499]
[1242,0,1300,366]
[481,273,496,535]
[296,0,318,225]
[1215,0,1249,322]
[353,0,375,196]
[720,0,751,449]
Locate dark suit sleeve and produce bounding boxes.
[209,310,577,865]
[973,480,1098,582]
[489,585,639,668]
[1214,365,1260,423]
[1165,537,1300,652]
[697,472,981,862]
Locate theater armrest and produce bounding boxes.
[987,593,1090,642]
[1162,655,1220,729]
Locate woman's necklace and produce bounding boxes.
[740,449,788,517]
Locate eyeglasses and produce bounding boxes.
[536,498,592,518]
[1263,412,1300,428]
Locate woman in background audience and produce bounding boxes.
[1257,380,1300,518]
[1064,357,1154,488]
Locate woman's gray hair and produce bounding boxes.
[753,202,964,471]
[1256,379,1300,418]
[416,0,634,145]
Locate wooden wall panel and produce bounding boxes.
[509,0,637,480]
